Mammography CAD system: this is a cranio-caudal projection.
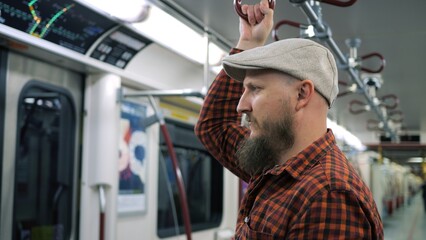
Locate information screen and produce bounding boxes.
[0,0,117,54]
[91,27,152,69]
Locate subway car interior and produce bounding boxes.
[0,0,426,239]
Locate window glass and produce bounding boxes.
[157,121,223,238]
[13,82,76,240]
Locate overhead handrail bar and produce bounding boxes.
[289,0,357,7]
[349,99,370,114]
[291,0,398,141]
[234,0,276,22]
[319,0,357,7]
[379,94,399,110]
[272,19,311,41]
[123,89,205,99]
[361,52,386,73]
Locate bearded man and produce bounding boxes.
[195,0,383,239]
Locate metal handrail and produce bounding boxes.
[272,19,308,41]
[291,0,398,141]
[123,89,205,99]
[320,0,357,7]
[361,52,386,73]
[98,185,106,240]
[289,0,357,7]
[148,96,193,240]
[234,0,276,22]
[122,89,207,240]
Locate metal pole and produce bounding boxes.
[124,89,205,99]
[147,96,193,240]
[294,0,397,141]
[203,32,210,94]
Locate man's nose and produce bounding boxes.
[237,92,251,114]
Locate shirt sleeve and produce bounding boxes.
[194,48,251,182]
[287,190,383,239]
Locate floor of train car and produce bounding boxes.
[384,194,426,240]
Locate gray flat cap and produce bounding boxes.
[222,38,338,106]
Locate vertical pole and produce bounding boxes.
[203,32,211,95]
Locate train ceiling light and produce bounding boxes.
[131,4,226,71]
[80,0,150,23]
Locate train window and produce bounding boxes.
[12,81,77,240]
[157,120,223,238]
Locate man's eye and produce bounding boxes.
[248,85,260,92]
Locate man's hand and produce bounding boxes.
[236,0,274,50]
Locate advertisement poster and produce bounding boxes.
[118,101,148,214]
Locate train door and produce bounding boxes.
[0,51,83,240]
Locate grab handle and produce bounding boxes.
[272,19,306,41]
[320,0,357,7]
[380,94,399,110]
[361,52,386,73]
[367,119,382,131]
[349,99,370,114]
[388,110,403,123]
[234,0,275,22]
[337,80,356,98]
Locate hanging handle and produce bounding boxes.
[367,119,382,131]
[337,80,356,98]
[380,94,399,110]
[234,0,276,22]
[272,19,305,41]
[349,99,370,114]
[388,110,403,123]
[319,0,357,7]
[361,52,386,73]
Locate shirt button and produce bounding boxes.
[244,216,249,223]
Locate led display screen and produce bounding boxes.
[0,0,116,54]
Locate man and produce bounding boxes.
[195,0,383,239]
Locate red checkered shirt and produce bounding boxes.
[195,49,384,239]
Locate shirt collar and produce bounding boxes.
[266,129,336,180]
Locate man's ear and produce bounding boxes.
[295,80,315,111]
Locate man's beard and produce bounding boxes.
[236,111,295,177]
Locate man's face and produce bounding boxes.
[236,70,296,175]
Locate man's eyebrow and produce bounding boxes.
[243,82,256,90]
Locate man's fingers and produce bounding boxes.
[246,5,256,25]
[242,1,272,25]
[241,4,248,14]
[260,0,270,6]
[254,3,264,23]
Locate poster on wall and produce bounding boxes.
[118,101,148,214]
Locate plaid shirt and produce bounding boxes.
[195,49,383,239]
